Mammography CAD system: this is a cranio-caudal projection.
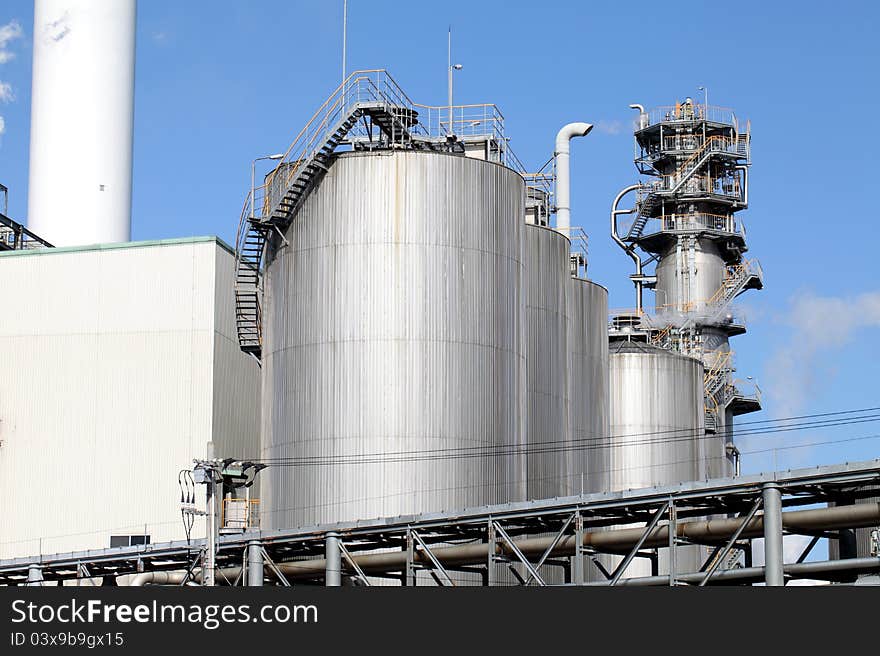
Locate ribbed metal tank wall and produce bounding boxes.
[587,341,706,580]
[523,225,570,500]
[261,150,526,530]
[566,277,609,497]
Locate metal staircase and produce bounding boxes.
[626,134,748,243]
[233,71,454,360]
[705,260,763,324]
[625,184,660,241]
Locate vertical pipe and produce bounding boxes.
[668,501,677,586]
[325,532,342,587]
[341,0,347,86]
[26,564,43,587]
[573,513,584,585]
[486,522,496,587]
[762,483,784,586]
[204,442,216,587]
[447,28,453,136]
[554,123,594,238]
[246,540,263,587]
[404,531,416,587]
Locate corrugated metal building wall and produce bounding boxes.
[0,237,260,558]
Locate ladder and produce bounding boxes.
[233,72,431,361]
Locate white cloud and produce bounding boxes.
[0,19,23,141]
[0,20,22,62]
[0,81,13,103]
[763,291,880,417]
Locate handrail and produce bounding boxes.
[640,104,747,132]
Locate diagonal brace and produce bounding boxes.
[699,497,763,586]
[610,501,669,586]
[260,547,291,587]
[493,522,546,586]
[337,541,372,587]
[411,531,455,587]
[523,512,577,586]
[796,535,821,564]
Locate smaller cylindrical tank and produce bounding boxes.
[565,277,608,497]
[587,339,707,581]
[522,224,570,501]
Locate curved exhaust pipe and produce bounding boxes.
[630,103,649,130]
[610,184,644,313]
[554,122,593,238]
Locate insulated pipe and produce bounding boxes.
[554,122,593,238]
[130,568,242,586]
[610,184,643,312]
[130,571,188,586]
[268,502,880,582]
[584,557,880,587]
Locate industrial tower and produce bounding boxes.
[610,97,763,477]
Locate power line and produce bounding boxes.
[254,408,880,467]
[255,432,880,521]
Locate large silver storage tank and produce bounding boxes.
[588,340,706,580]
[522,225,570,501]
[261,150,526,529]
[566,277,609,497]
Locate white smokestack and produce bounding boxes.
[27,0,137,246]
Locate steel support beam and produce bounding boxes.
[404,530,416,587]
[325,532,342,587]
[668,500,677,586]
[26,564,43,587]
[247,539,263,587]
[573,512,585,585]
[762,483,784,586]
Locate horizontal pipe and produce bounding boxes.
[585,557,880,587]
[130,568,242,587]
[271,502,880,582]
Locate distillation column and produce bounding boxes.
[610,97,763,480]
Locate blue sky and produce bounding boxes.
[0,0,878,474]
